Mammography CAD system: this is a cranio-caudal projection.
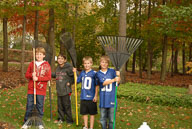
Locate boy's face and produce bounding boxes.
[36,52,45,62]
[83,60,92,71]
[57,56,66,66]
[100,60,108,69]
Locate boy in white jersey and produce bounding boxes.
[73,56,98,129]
[95,55,120,129]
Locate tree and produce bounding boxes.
[20,0,27,81]
[3,17,8,72]
[147,0,152,79]
[48,4,55,72]
[119,0,127,83]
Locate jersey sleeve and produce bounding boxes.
[77,72,83,83]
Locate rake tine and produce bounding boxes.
[128,38,136,51]
[126,37,132,51]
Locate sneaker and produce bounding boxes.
[83,127,88,129]
[54,120,63,124]
[38,125,44,129]
[21,124,28,129]
[58,120,63,124]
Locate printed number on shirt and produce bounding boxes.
[101,79,112,92]
[82,77,92,90]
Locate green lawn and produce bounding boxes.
[0,82,192,129]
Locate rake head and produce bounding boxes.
[60,32,77,67]
[97,35,143,70]
[21,105,44,129]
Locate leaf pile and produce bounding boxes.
[0,121,15,129]
[0,66,25,90]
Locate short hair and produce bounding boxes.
[57,53,67,60]
[36,47,46,55]
[83,56,93,64]
[100,55,110,64]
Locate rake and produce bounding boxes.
[22,40,53,129]
[59,32,78,126]
[33,41,53,120]
[97,35,143,129]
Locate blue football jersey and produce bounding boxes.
[77,69,97,100]
[96,68,117,108]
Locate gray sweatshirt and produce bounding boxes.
[52,62,74,96]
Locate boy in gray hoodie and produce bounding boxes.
[52,54,74,124]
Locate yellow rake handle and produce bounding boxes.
[74,71,78,125]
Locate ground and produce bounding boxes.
[0,66,191,90]
[0,65,192,129]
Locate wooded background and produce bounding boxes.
[0,0,192,83]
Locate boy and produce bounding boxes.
[73,56,98,129]
[52,54,74,125]
[95,55,120,129]
[22,47,51,129]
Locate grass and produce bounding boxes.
[0,82,192,129]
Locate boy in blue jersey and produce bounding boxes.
[96,55,120,129]
[73,56,98,129]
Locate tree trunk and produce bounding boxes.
[132,0,138,74]
[48,8,56,72]
[182,42,186,74]
[34,1,39,43]
[139,0,142,78]
[3,17,8,72]
[188,42,192,71]
[174,49,178,74]
[132,53,136,73]
[171,42,174,77]
[160,35,168,81]
[147,0,152,79]
[189,42,192,61]
[125,60,129,71]
[119,0,127,83]
[20,0,27,81]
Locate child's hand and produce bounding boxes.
[116,71,120,77]
[93,96,97,102]
[67,82,70,86]
[32,72,36,77]
[33,76,38,81]
[114,77,120,83]
[73,68,77,73]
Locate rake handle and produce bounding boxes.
[74,71,78,125]
[48,81,52,120]
[33,48,36,105]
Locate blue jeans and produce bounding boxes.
[24,94,45,122]
[100,108,115,129]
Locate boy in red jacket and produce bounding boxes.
[22,47,51,129]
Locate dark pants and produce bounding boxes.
[24,94,45,122]
[57,95,73,123]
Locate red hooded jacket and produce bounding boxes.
[25,61,51,96]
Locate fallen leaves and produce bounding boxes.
[0,122,15,129]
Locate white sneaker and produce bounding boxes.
[21,124,28,129]
[83,127,88,129]
[38,125,44,129]
[57,120,63,124]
